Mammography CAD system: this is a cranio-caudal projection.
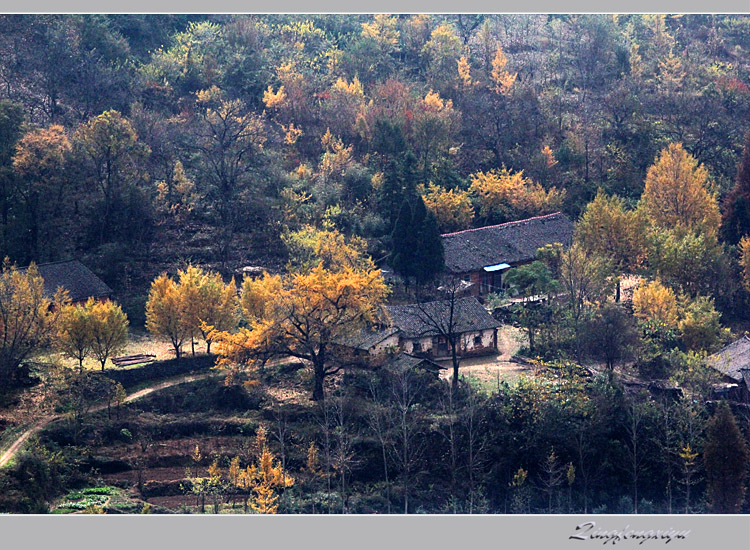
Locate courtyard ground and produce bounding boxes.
[437,325,535,393]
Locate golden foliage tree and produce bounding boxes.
[0,260,66,386]
[59,298,129,371]
[361,14,400,53]
[233,426,295,514]
[469,166,565,224]
[90,299,129,370]
[632,279,679,328]
[12,125,72,259]
[646,228,724,297]
[146,273,188,359]
[281,225,374,275]
[178,266,205,357]
[419,183,474,233]
[490,44,517,95]
[639,143,721,237]
[576,190,648,300]
[58,301,93,372]
[739,236,750,291]
[73,110,150,215]
[147,266,237,358]
[633,279,727,352]
[678,295,727,353]
[457,55,473,86]
[195,270,239,354]
[559,244,613,361]
[12,125,71,180]
[155,160,198,221]
[422,23,462,91]
[217,255,389,400]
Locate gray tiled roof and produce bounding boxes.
[441,212,574,273]
[388,352,444,372]
[707,335,750,382]
[338,326,400,351]
[385,296,501,339]
[25,260,113,303]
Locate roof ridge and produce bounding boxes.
[440,212,565,238]
[386,295,479,309]
[24,259,79,269]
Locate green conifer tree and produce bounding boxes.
[704,402,749,513]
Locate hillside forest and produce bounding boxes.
[0,14,750,515]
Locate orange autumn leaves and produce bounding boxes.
[212,227,389,399]
[215,264,389,380]
[145,266,239,359]
[640,142,721,238]
[419,165,565,233]
[467,167,565,225]
[57,298,129,372]
[142,227,389,400]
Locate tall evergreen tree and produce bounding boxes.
[0,101,24,260]
[412,197,444,286]
[391,199,418,286]
[391,196,444,287]
[722,133,750,245]
[378,152,418,232]
[704,402,749,513]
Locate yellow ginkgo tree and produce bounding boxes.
[146,265,238,358]
[215,228,389,401]
[234,426,295,514]
[216,262,389,401]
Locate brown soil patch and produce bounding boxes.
[438,325,534,390]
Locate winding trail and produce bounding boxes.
[0,371,219,468]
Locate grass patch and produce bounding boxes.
[461,365,532,396]
[67,486,119,498]
[56,494,108,510]
[54,486,121,512]
[36,332,181,372]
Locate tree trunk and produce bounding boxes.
[451,341,460,391]
[528,324,535,353]
[312,359,325,401]
[382,445,391,514]
[615,278,621,303]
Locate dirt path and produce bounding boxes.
[0,371,219,468]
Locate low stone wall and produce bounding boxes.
[102,355,216,389]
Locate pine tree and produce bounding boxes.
[391,196,444,288]
[391,199,419,287]
[704,402,749,513]
[722,133,750,245]
[412,198,444,286]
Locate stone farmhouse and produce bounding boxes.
[440,212,574,296]
[342,296,501,360]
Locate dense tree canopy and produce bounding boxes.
[2,14,750,518]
